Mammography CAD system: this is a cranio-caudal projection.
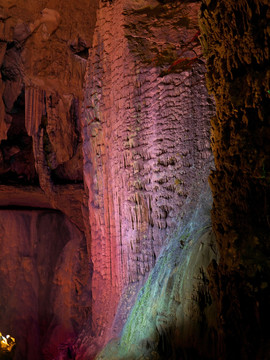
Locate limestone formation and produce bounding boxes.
[0,0,269,359]
[0,210,90,360]
[80,0,214,355]
[199,0,270,358]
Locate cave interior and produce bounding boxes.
[0,0,269,359]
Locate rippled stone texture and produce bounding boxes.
[81,0,214,355]
[1,0,218,359]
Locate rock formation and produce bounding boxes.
[80,0,214,356]
[0,210,90,360]
[0,0,97,358]
[0,0,269,359]
[199,0,270,358]
[0,0,98,223]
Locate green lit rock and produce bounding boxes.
[97,187,219,360]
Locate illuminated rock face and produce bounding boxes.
[96,186,220,360]
[0,0,98,228]
[0,2,97,358]
[0,210,90,360]
[81,1,214,353]
[3,0,268,359]
[0,0,216,358]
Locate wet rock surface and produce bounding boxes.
[0,0,216,358]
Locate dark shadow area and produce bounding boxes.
[0,90,38,186]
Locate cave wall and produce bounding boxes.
[85,1,270,359]
[2,0,268,359]
[0,0,99,230]
[0,209,90,360]
[96,186,219,360]
[0,0,218,358]
[0,1,98,358]
[199,1,270,358]
[81,0,215,354]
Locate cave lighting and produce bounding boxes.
[0,333,16,352]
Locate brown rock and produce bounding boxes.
[0,209,90,360]
[199,0,270,358]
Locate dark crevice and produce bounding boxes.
[74,48,89,59]
[0,89,39,186]
[0,205,60,211]
[6,41,15,50]
[50,171,83,185]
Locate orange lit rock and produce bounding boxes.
[200,0,270,358]
[0,3,96,356]
[0,210,90,360]
[0,0,98,189]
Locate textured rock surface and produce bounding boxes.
[0,0,98,196]
[6,0,270,359]
[0,183,85,231]
[0,1,97,358]
[97,186,219,360]
[199,1,270,359]
[0,209,90,360]
[81,1,214,354]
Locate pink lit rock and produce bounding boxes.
[81,0,215,354]
[0,0,215,358]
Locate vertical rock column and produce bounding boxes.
[82,1,127,342]
[24,86,52,191]
[82,0,215,349]
[200,1,270,359]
